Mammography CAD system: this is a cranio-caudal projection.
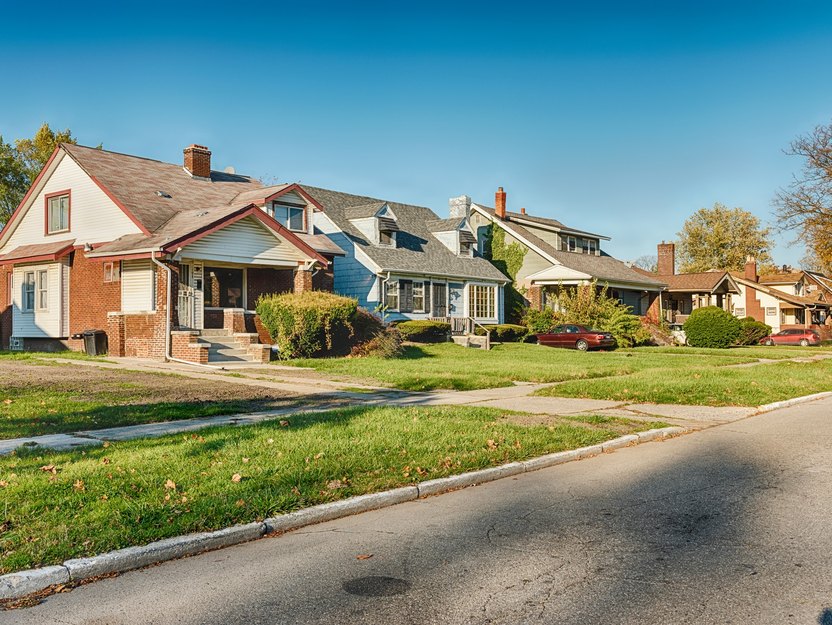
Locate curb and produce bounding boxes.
[756,391,832,414]
[0,426,687,602]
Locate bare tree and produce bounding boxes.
[630,254,658,272]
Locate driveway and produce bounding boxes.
[9,396,832,624]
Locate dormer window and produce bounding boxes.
[567,236,577,252]
[270,202,305,232]
[379,229,395,247]
[377,214,399,247]
[586,239,597,255]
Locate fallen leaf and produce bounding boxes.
[235,499,246,507]
[73,480,85,491]
[231,473,242,483]
[486,439,498,450]
[279,420,289,427]
[164,479,176,490]
[40,464,57,474]
[242,457,250,463]
[356,554,373,560]
[0,480,7,488]
[2,399,12,405]
[314,452,324,460]
[101,458,111,465]
[266,438,274,444]
[326,479,344,490]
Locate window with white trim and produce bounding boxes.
[765,307,776,317]
[567,236,577,252]
[587,239,597,255]
[469,284,495,319]
[412,282,425,312]
[36,270,48,310]
[22,272,35,311]
[104,261,121,283]
[47,194,69,233]
[270,203,305,231]
[385,280,399,311]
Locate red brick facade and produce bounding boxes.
[294,268,313,293]
[0,265,11,349]
[246,267,294,309]
[526,285,543,311]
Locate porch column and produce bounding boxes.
[527,285,544,311]
[294,268,313,294]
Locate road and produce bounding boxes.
[7,397,832,624]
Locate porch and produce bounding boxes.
[664,291,733,324]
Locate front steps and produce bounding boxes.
[451,334,490,350]
[197,330,270,364]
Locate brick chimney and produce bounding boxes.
[184,144,212,179]
[657,241,676,276]
[520,207,526,215]
[744,256,758,282]
[495,187,507,219]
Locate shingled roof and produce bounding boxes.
[474,204,664,288]
[301,186,508,282]
[632,268,737,293]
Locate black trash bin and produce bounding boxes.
[82,330,108,356]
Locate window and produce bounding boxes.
[469,284,495,319]
[460,242,473,256]
[36,270,48,310]
[567,236,577,252]
[104,261,121,283]
[271,203,305,231]
[587,240,597,255]
[46,192,70,234]
[22,272,35,311]
[385,280,399,311]
[204,267,244,308]
[765,307,776,317]
[379,230,394,246]
[412,282,425,313]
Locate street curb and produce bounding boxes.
[756,391,832,414]
[0,426,686,602]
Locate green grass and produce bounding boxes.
[0,350,112,363]
[0,406,660,573]
[536,359,832,406]
[288,343,761,391]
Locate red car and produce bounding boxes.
[536,324,616,351]
[760,328,821,347]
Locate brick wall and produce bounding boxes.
[527,286,543,311]
[246,267,293,309]
[294,268,313,293]
[67,251,123,350]
[313,261,335,292]
[744,285,766,323]
[0,265,10,349]
[118,263,172,360]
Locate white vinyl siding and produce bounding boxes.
[180,217,308,266]
[1,153,142,250]
[121,260,156,312]
[12,263,64,337]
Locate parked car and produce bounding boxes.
[536,325,615,351]
[668,322,687,346]
[760,328,821,347]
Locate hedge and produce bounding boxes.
[256,291,358,358]
[736,317,772,346]
[683,306,741,348]
[396,320,451,343]
[474,324,528,342]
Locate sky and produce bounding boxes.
[3,0,832,266]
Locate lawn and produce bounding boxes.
[0,359,301,440]
[288,342,832,406]
[0,406,663,574]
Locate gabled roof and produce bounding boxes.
[759,271,804,284]
[633,268,739,293]
[473,204,664,289]
[474,205,610,240]
[731,273,830,308]
[302,186,508,283]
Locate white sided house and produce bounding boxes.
[0,144,340,363]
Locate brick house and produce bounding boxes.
[0,144,342,364]
[466,188,666,320]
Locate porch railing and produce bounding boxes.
[177,287,196,329]
[429,316,491,349]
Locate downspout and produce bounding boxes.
[150,251,219,370]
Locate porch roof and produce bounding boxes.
[0,239,76,265]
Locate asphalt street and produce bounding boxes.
[7,397,832,624]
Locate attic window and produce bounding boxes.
[379,230,395,247]
[271,202,305,232]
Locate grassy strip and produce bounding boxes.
[536,359,832,406]
[0,351,112,363]
[0,406,662,574]
[288,343,758,391]
[623,345,832,360]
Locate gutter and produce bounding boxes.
[150,251,219,370]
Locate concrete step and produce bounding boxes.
[451,335,490,350]
[200,329,232,337]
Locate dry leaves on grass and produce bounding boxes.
[356,554,373,560]
[164,479,177,491]
[231,473,242,483]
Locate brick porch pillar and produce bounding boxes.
[107,312,126,356]
[294,268,313,294]
[223,308,246,333]
[527,285,544,311]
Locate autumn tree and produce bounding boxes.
[774,122,832,274]
[630,254,657,272]
[676,203,773,273]
[0,124,80,226]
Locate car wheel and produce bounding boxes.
[800,339,809,347]
[576,339,589,352]
[765,339,774,346]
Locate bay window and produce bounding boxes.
[469,284,495,319]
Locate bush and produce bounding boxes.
[397,320,451,343]
[683,306,741,348]
[256,292,358,358]
[350,327,404,358]
[474,324,528,342]
[521,282,651,347]
[736,317,772,346]
[351,308,385,344]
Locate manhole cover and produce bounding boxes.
[343,576,410,597]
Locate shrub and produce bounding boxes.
[397,320,451,343]
[256,292,358,358]
[683,306,741,348]
[350,326,404,358]
[736,317,772,345]
[522,282,651,347]
[474,324,528,342]
[351,308,385,344]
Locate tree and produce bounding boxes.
[631,254,657,272]
[676,203,773,273]
[0,124,80,227]
[774,122,832,274]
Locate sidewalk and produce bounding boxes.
[1,356,762,455]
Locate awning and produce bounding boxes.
[0,239,75,265]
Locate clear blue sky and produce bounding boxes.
[3,1,832,266]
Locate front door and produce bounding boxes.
[432,283,447,317]
[449,283,464,318]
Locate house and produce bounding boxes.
[306,186,510,333]
[635,242,741,323]
[466,188,666,318]
[731,259,831,337]
[0,144,343,364]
